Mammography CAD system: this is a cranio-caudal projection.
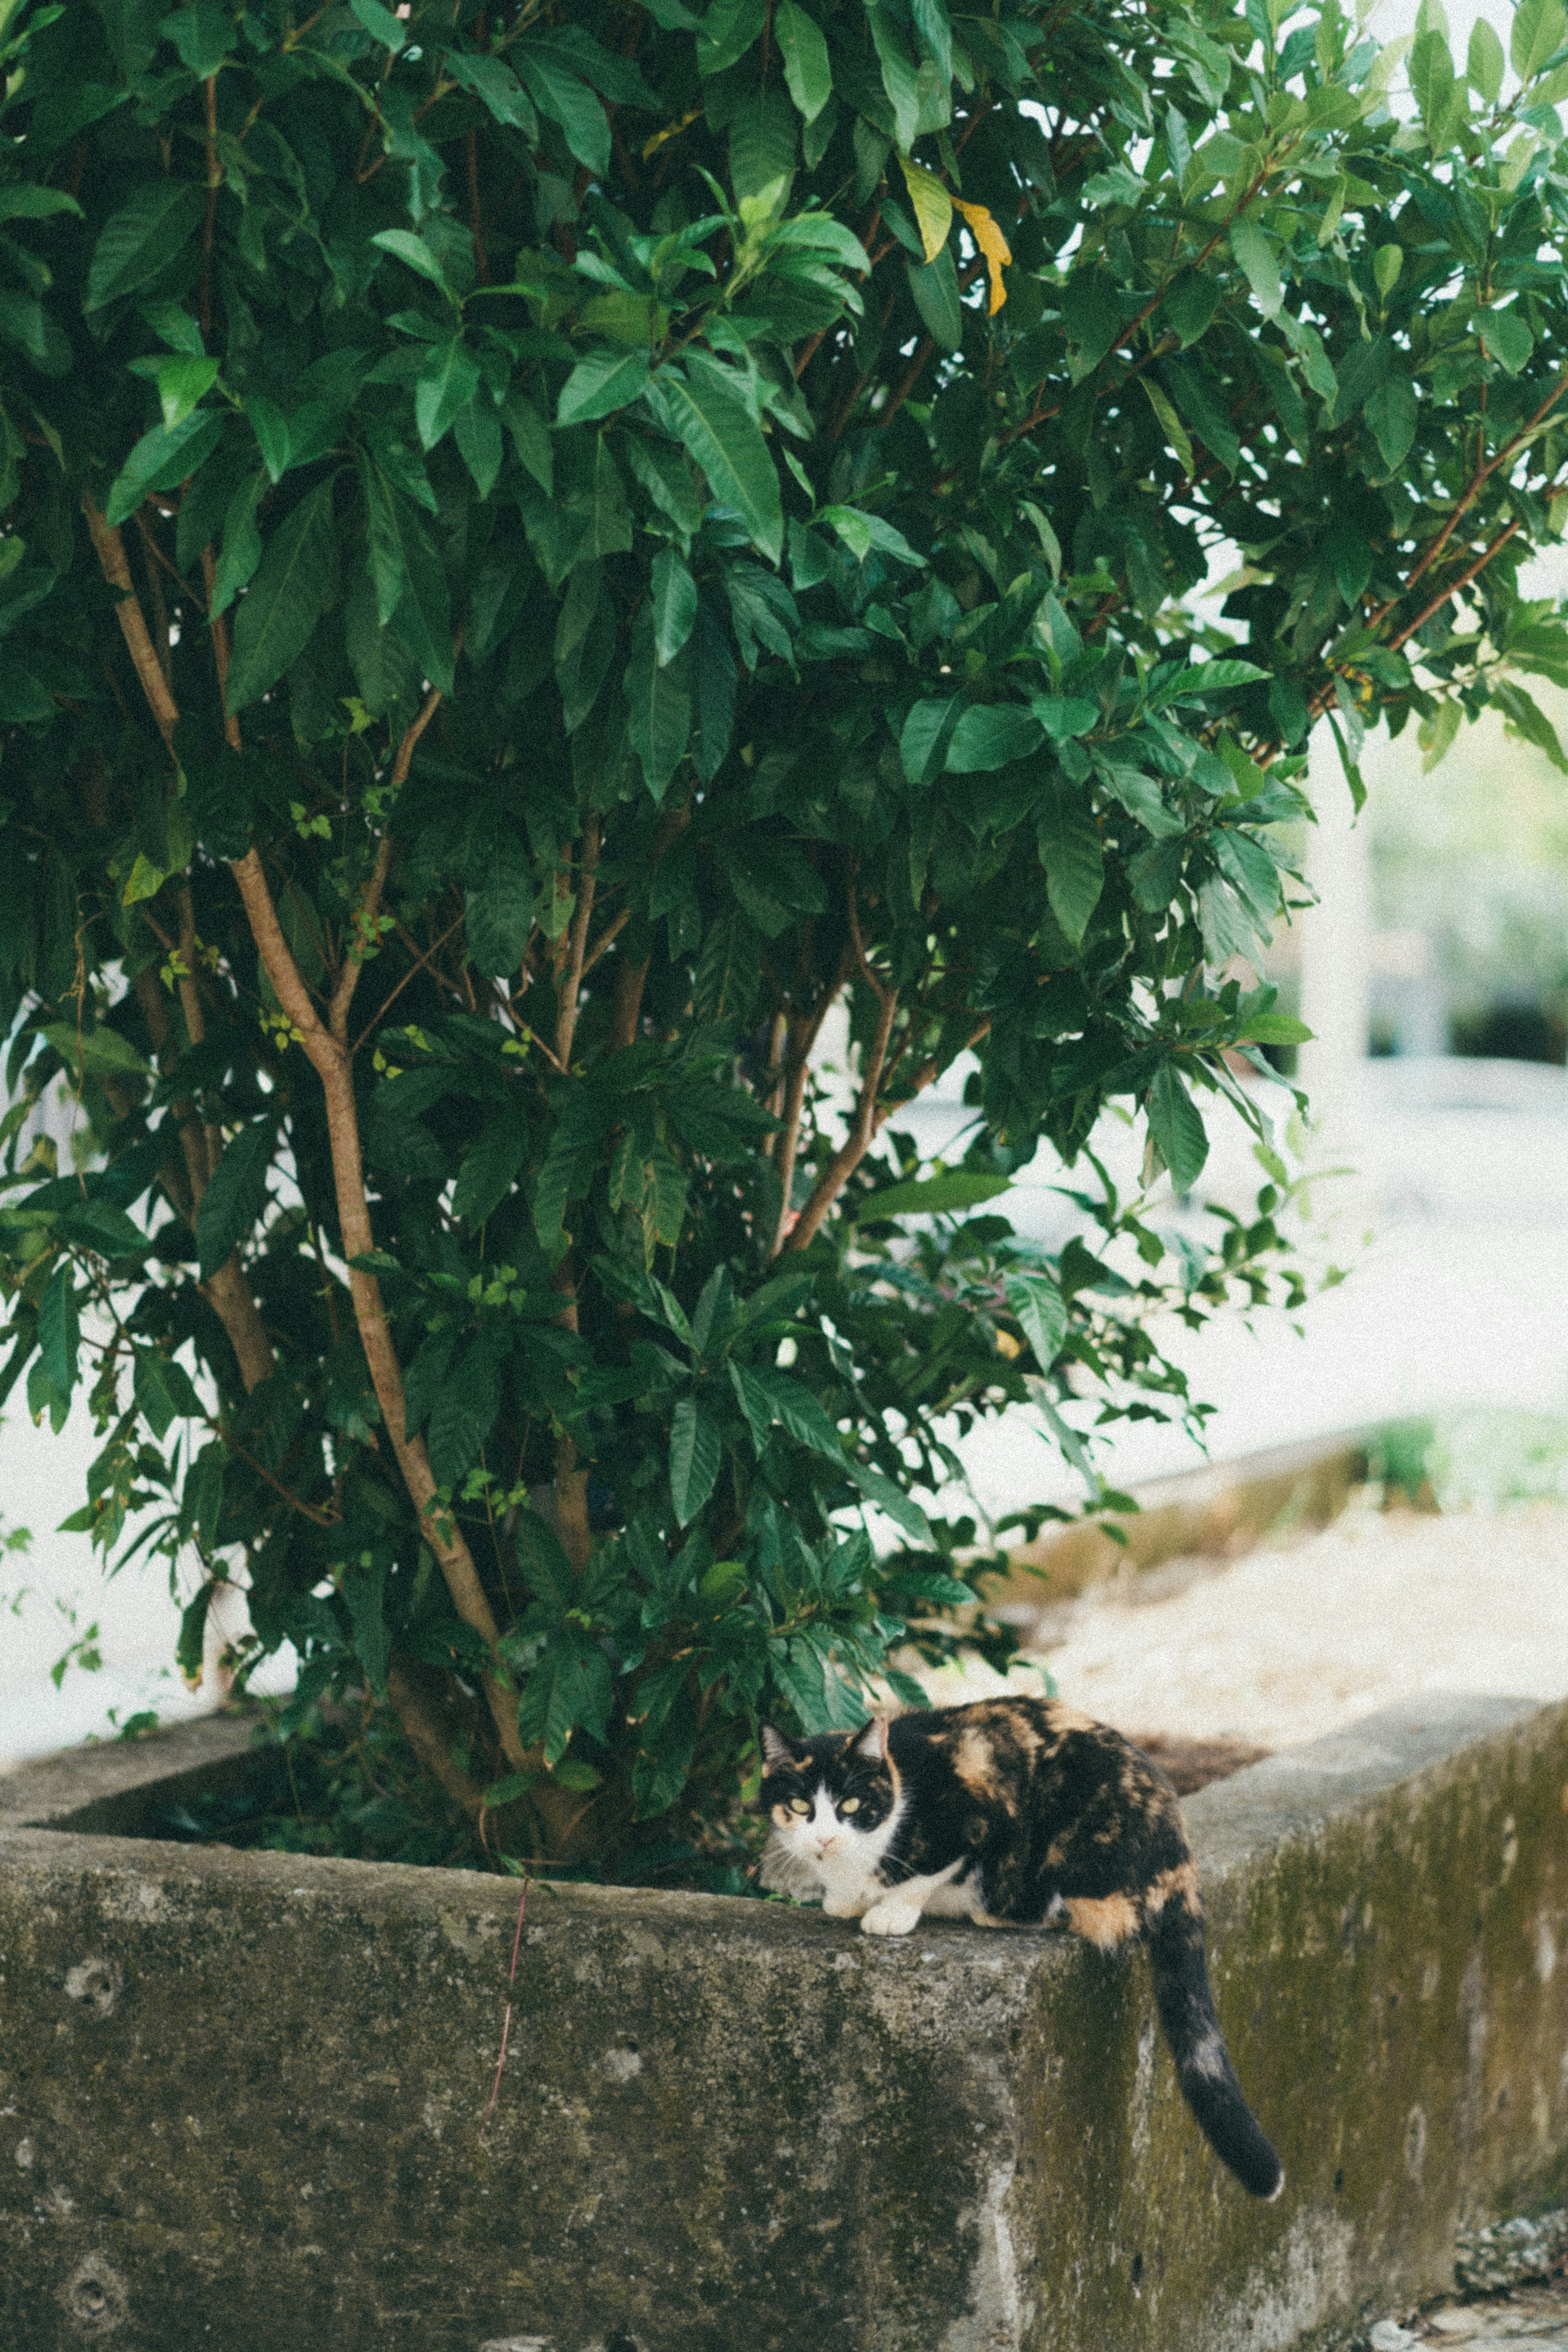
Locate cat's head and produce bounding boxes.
[757,1717,900,1866]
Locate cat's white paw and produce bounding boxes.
[821,1893,865,1918]
[860,1902,921,1936]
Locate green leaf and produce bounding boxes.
[349,0,406,45]
[195,1119,275,1280]
[866,0,920,150]
[1004,1271,1068,1368]
[1159,658,1270,702]
[662,362,784,564]
[516,51,611,173]
[85,180,203,312]
[624,608,691,802]
[0,187,82,223]
[840,1455,932,1545]
[650,546,698,667]
[1468,15,1505,96]
[900,695,962,785]
[415,337,482,451]
[1036,780,1104,944]
[1031,695,1099,742]
[944,704,1043,773]
[1496,680,1568,773]
[855,1170,1013,1219]
[557,347,653,427]
[1512,0,1567,79]
[776,0,833,121]
[153,353,220,430]
[134,1344,202,1439]
[225,481,336,713]
[448,51,539,136]
[906,247,963,352]
[245,396,290,486]
[501,390,554,492]
[1365,376,1419,470]
[38,1262,80,1401]
[359,459,454,690]
[104,410,225,528]
[670,1396,722,1525]
[1146,1062,1209,1194]
[1163,271,1221,348]
[452,1104,532,1226]
[1478,307,1534,374]
[370,228,451,292]
[42,1022,151,1081]
[1229,218,1282,318]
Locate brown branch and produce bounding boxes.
[552,816,599,1069]
[769,950,851,1259]
[229,844,530,1773]
[879,335,935,431]
[134,511,174,694]
[200,546,242,751]
[386,1657,489,1817]
[218,1423,337,1525]
[1388,518,1526,655]
[608,951,650,1054]
[1364,363,1568,637]
[781,893,898,1258]
[580,905,630,978]
[84,498,179,746]
[352,908,468,1055]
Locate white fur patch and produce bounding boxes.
[1186,2028,1229,2081]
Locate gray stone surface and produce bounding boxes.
[1,1693,1566,2352]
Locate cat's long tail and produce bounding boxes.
[1145,1892,1284,2199]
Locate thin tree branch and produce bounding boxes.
[553,815,599,1069]
[84,497,179,746]
[781,891,898,1258]
[229,843,531,1773]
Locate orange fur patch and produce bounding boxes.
[1065,1893,1140,1951]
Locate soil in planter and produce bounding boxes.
[147,1700,763,1893]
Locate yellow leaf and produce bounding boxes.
[898,156,953,265]
[953,196,1012,314]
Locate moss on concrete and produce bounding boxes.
[1,1693,1564,2352]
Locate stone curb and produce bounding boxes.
[1,1692,1565,2351]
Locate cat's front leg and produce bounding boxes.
[821,1891,870,1918]
[860,1861,965,1936]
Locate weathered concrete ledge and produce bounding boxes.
[1,1693,1565,2352]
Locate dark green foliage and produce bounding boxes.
[0,0,1560,1872]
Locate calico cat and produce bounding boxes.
[758,1695,1283,2200]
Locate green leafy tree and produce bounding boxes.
[0,0,1564,1871]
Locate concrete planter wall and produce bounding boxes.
[2,1692,1565,2352]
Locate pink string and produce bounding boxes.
[479,1875,528,2135]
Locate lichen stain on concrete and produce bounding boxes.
[1218,2207,1355,2352]
[940,2160,1027,2352]
[63,1957,121,2017]
[58,2252,129,2339]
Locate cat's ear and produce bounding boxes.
[855,1716,890,1764]
[760,1724,795,1772]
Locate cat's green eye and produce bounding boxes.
[790,1798,810,1816]
[840,1797,861,1814]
